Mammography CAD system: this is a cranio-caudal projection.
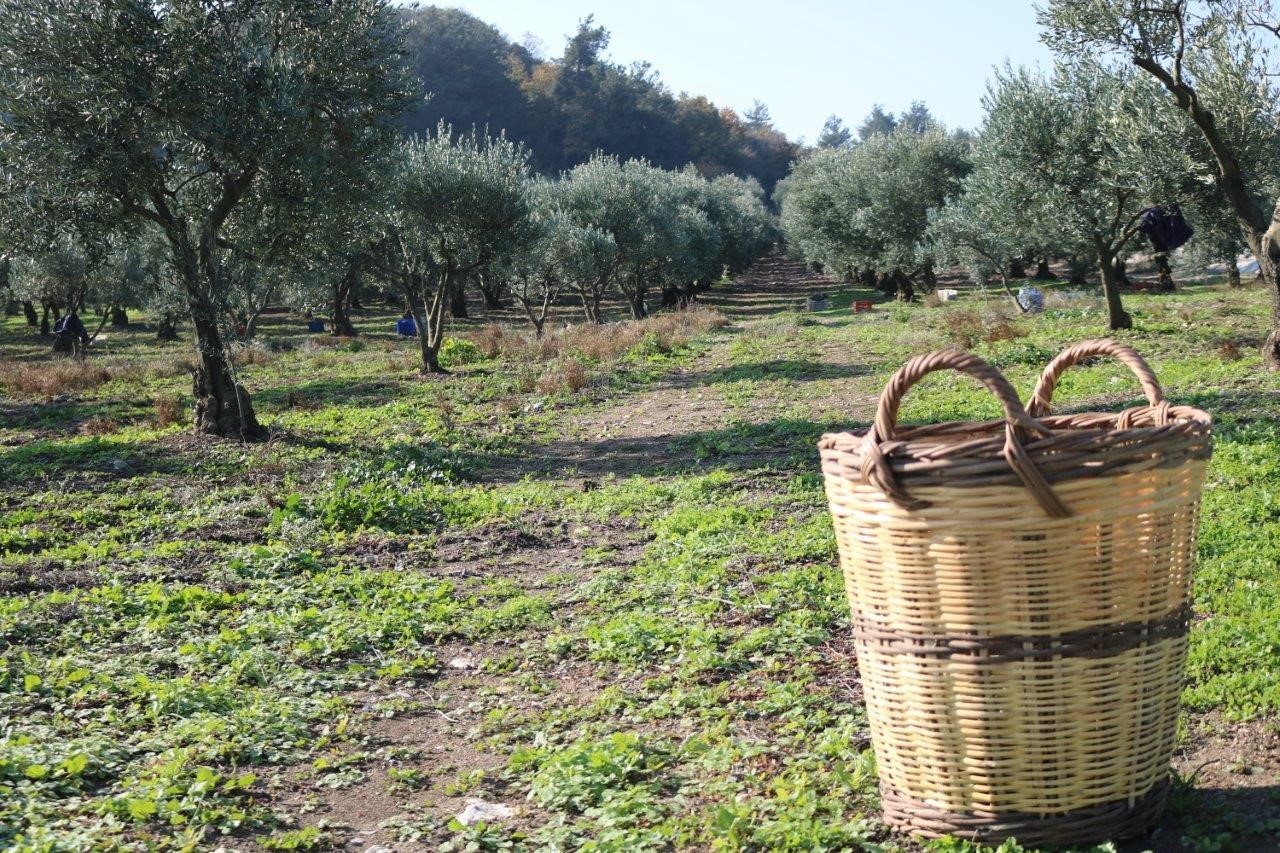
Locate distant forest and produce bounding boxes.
[398,7,799,193]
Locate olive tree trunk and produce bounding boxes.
[331,262,360,337]
[157,314,179,341]
[405,269,450,374]
[893,270,915,302]
[625,285,648,319]
[1154,253,1176,291]
[447,273,469,319]
[1095,239,1132,331]
[1226,253,1242,288]
[1112,256,1130,289]
[476,272,506,310]
[190,305,263,439]
[576,282,604,323]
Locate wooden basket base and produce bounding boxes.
[881,777,1170,846]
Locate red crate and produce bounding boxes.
[853,300,874,313]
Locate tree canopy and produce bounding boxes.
[0,0,413,436]
[781,124,970,298]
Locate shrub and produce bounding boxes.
[536,358,590,395]
[938,307,1022,349]
[153,395,183,427]
[438,337,484,368]
[466,324,506,358]
[77,416,120,436]
[232,341,280,365]
[0,359,115,397]
[563,359,588,392]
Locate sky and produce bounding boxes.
[438,0,1057,141]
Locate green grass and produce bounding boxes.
[3,283,1280,851]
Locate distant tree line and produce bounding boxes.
[398,8,799,195]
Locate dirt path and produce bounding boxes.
[498,256,884,482]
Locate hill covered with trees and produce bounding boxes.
[398,7,799,193]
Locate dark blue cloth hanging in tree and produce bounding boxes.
[1137,204,1194,252]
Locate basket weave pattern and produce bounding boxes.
[818,341,1211,845]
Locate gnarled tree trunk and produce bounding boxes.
[576,283,604,323]
[23,300,38,327]
[1112,256,1130,289]
[190,303,263,440]
[893,270,915,302]
[476,272,506,310]
[1255,203,1280,369]
[1034,258,1055,280]
[919,260,937,293]
[156,314,179,341]
[447,274,468,319]
[111,306,129,326]
[1067,257,1088,285]
[625,286,647,319]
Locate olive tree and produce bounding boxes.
[781,125,970,299]
[949,64,1190,329]
[8,237,100,335]
[1042,0,1280,363]
[702,174,778,275]
[0,0,411,437]
[558,156,664,320]
[9,232,161,340]
[370,129,530,373]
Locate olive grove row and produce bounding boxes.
[0,0,774,439]
[780,1,1280,358]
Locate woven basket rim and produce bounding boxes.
[819,403,1212,449]
[818,403,1213,497]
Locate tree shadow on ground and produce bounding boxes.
[488,415,862,482]
[0,396,157,433]
[253,377,410,410]
[1122,783,1280,852]
[492,386,1280,484]
[658,359,874,389]
[1,429,279,489]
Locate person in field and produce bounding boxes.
[52,310,90,357]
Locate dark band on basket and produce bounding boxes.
[853,603,1191,661]
[880,777,1170,845]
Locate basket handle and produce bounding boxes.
[864,348,1071,518]
[1027,339,1166,420]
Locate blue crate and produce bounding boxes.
[396,317,417,336]
[307,320,325,333]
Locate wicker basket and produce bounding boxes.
[818,340,1212,846]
